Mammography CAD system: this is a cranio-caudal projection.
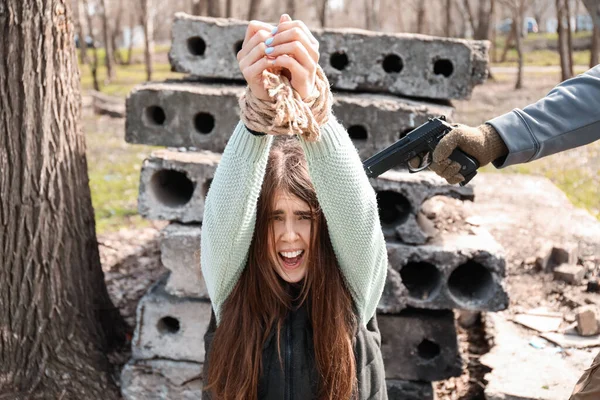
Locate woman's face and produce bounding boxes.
[268,189,313,283]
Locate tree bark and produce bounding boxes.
[0,0,127,398]
[99,0,115,82]
[140,0,154,81]
[514,1,525,89]
[126,9,136,65]
[556,0,573,80]
[111,1,124,64]
[591,18,600,67]
[83,0,100,91]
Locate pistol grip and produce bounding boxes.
[448,149,480,186]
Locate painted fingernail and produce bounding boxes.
[265,47,274,55]
[271,27,278,35]
[265,37,274,46]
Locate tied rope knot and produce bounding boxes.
[239,65,332,142]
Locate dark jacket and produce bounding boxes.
[202,285,387,400]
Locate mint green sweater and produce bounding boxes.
[200,117,388,328]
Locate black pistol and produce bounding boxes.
[362,116,480,186]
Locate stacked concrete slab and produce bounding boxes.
[121,13,505,400]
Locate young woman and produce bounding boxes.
[200,14,388,400]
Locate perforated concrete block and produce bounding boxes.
[169,13,489,100]
[379,310,462,381]
[371,170,474,244]
[131,277,212,363]
[121,359,202,400]
[160,223,207,298]
[125,80,454,159]
[138,149,219,223]
[378,227,508,313]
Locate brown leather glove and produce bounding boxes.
[430,123,509,184]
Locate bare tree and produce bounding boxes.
[208,0,221,17]
[287,0,296,17]
[126,8,136,65]
[446,0,452,36]
[84,0,100,90]
[317,0,329,27]
[74,0,89,64]
[416,1,427,33]
[248,0,262,20]
[140,0,154,81]
[99,0,115,82]
[192,0,207,15]
[583,0,600,27]
[499,0,527,88]
[111,1,125,64]
[556,0,573,80]
[593,22,600,67]
[0,0,128,397]
[566,0,574,74]
[226,0,233,17]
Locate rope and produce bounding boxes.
[239,64,332,142]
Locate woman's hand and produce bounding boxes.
[237,20,278,101]
[266,14,320,100]
[237,15,320,101]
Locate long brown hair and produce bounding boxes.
[205,136,358,400]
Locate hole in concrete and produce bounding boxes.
[400,262,442,300]
[376,191,412,231]
[330,51,349,71]
[234,39,244,55]
[433,59,453,77]
[194,112,215,134]
[145,106,166,126]
[382,53,404,73]
[417,339,440,360]
[157,316,180,334]
[203,178,213,199]
[150,169,195,208]
[399,128,413,139]
[448,261,494,305]
[188,36,207,56]
[348,125,368,140]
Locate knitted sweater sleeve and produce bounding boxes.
[300,117,388,327]
[200,121,273,324]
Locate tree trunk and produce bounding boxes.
[463,0,476,35]
[565,0,574,76]
[319,0,329,28]
[84,0,100,91]
[474,0,494,40]
[514,2,524,89]
[286,0,295,17]
[445,0,452,36]
[592,19,600,67]
[582,0,600,27]
[140,0,154,81]
[416,2,426,33]
[226,0,233,17]
[0,0,128,398]
[74,0,89,64]
[111,1,124,64]
[208,0,221,17]
[99,0,115,83]
[126,9,136,65]
[557,0,572,80]
[500,20,516,63]
[192,0,208,15]
[248,0,261,20]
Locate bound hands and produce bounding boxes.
[237,14,320,102]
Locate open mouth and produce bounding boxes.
[278,250,305,270]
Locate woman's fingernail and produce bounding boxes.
[265,37,274,46]
[271,27,278,35]
[265,47,274,55]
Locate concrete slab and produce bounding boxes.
[481,313,596,400]
[125,80,454,160]
[138,149,220,223]
[386,380,434,400]
[379,227,508,312]
[379,309,462,381]
[131,276,212,363]
[160,223,207,298]
[120,359,202,400]
[169,13,489,100]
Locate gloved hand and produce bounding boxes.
[430,123,509,184]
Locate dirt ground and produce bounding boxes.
[97,69,600,398]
